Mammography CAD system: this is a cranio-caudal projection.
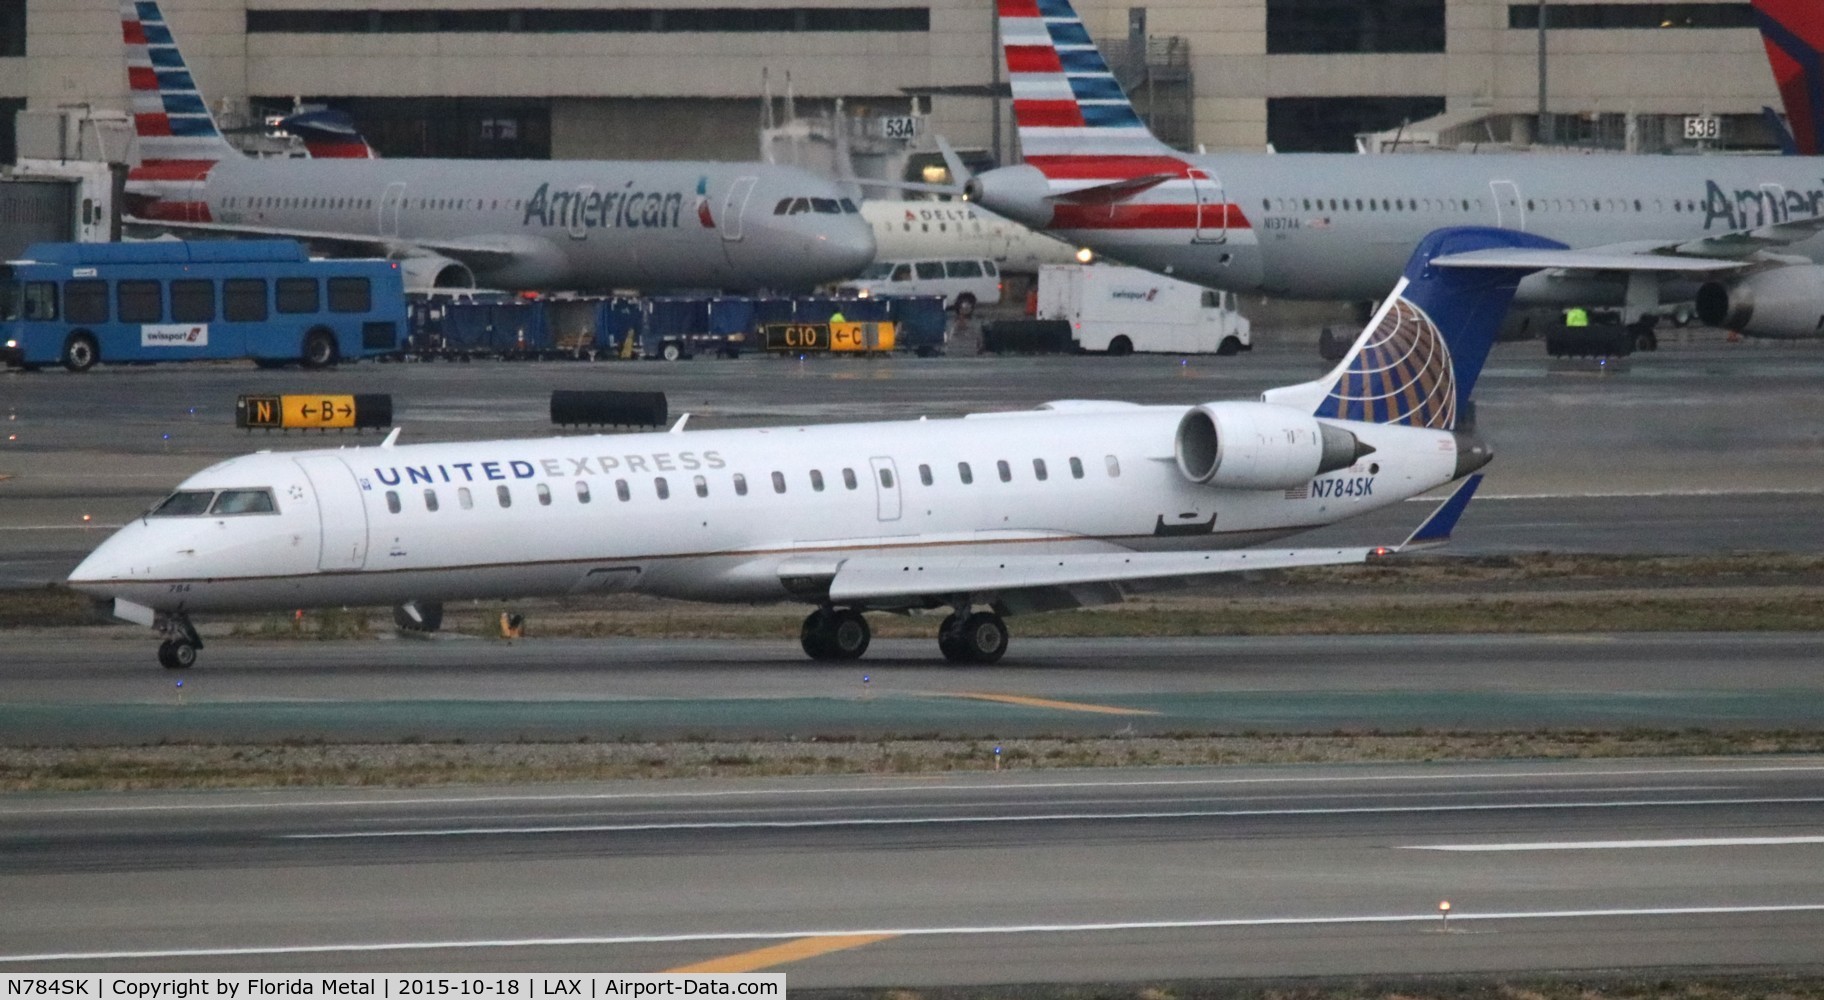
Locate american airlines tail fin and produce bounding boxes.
[120,0,238,221]
[279,109,380,159]
[998,0,1175,160]
[1752,0,1824,155]
[1264,228,1566,431]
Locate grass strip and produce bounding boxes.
[799,971,1824,1000]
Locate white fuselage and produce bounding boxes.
[68,405,1460,615]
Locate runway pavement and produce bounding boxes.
[2,758,1821,983]
[7,632,1823,743]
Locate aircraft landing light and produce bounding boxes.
[944,692,1161,716]
[665,933,898,974]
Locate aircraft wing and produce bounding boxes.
[1433,213,1824,274]
[121,216,525,266]
[818,475,1481,613]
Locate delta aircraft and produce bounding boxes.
[69,226,1560,669]
[967,0,1824,340]
[115,1,873,292]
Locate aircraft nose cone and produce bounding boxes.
[820,219,876,280]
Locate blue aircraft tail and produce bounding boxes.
[1265,227,1566,431]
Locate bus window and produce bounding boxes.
[22,281,59,321]
[149,490,214,516]
[276,277,319,314]
[327,277,371,313]
[210,489,276,515]
[224,279,268,322]
[0,276,15,321]
[915,262,945,280]
[171,279,215,323]
[65,281,108,324]
[118,281,161,323]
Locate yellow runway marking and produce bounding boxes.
[665,933,897,973]
[950,692,1160,716]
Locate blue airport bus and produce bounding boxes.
[0,241,406,372]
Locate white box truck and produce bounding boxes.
[1037,263,1251,356]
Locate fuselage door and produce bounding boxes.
[868,456,902,522]
[721,175,758,242]
[1190,168,1227,244]
[569,185,594,240]
[379,182,407,237]
[294,455,369,571]
[1490,180,1524,230]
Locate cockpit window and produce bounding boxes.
[839,198,859,213]
[811,198,841,214]
[773,198,793,215]
[788,198,811,215]
[210,489,277,515]
[149,491,215,517]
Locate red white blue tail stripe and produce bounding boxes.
[121,0,235,221]
[1753,0,1824,156]
[997,0,1250,237]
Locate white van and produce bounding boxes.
[1037,264,1251,356]
[840,258,1003,311]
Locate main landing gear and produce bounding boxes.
[798,605,1010,663]
[155,613,203,670]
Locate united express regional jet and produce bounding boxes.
[117,1,873,291]
[968,0,1824,339]
[69,226,1557,669]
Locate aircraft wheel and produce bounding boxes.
[827,609,871,660]
[800,608,837,660]
[937,613,969,663]
[957,612,1008,664]
[62,332,99,373]
[157,638,196,670]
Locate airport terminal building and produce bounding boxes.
[0,0,1785,168]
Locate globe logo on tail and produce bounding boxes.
[1318,297,1457,429]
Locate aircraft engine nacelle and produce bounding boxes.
[963,165,1055,231]
[395,254,477,292]
[1174,402,1370,491]
[1696,266,1824,339]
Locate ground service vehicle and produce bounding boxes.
[1037,264,1251,356]
[841,258,1003,310]
[1,241,405,372]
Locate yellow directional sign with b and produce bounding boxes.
[236,394,392,431]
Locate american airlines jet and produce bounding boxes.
[117,1,873,291]
[67,226,1557,670]
[968,0,1824,340]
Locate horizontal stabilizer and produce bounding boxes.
[1399,473,1483,549]
[1046,173,1177,204]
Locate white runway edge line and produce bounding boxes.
[279,796,1824,839]
[5,904,1824,964]
[21,763,1824,816]
[1408,835,1824,851]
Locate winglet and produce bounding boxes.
[1398,474,1483,550]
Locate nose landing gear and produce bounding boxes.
[154,613,203,670]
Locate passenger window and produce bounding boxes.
[224,278,268,322]
[772,471,786,493]
[734,473,748,496]
[694,475,708,498]
[958,461,973,484]
[915,262,944,280]
[385,490,401,514]
[150,491,214,516]
[458,487,473,509]
[497,484,512,508]
[65,280,107,324]
[1033,458,1048,481]
[275,277,318,314]
[117,280,162,323]
[810,469,825,491]
[997,460,1011,482]
[874,466,893,489]
[918,464,933,486]
[210,489,276,515]
[655,477,670,500]
[616,479,631,501]
[576,481,591,503]
[1070,457,1084,479]
[842,468,857,489]
[327,277,371,313]
[1105,455,1121,477]
[171,279,215,323]
[423,488,439,512]
[536,483,551,506]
